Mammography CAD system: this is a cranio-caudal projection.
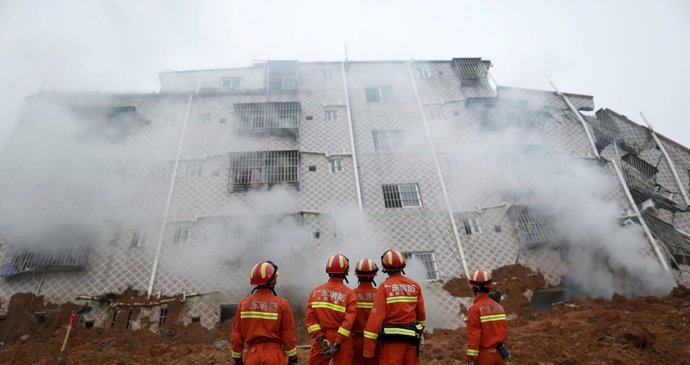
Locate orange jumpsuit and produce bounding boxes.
[352,281,378,365]
[363,272,426,365]
[305,277,358,365]
[466,293,508,365]
[231,288,298,364]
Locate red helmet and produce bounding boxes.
[468,269,493,289]
[250,260,278,287]
[381,249,406,272]
[326,254,350,275]
[355,258,379,279]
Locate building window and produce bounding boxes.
[507,205,556,247]
[150,163,168,180]
[415,67,432,79]
[174,226,192,244]
[131,231,148,248]
[457,213,481,235]
[403,251,439,280]
[185,162,203,178]
[322,69,334,79]
[373,130,406,151]
[382,183,422,208]
[196,113,210,125]
[221,77,242,89]
[424,105,444,120]
[234,102,300,132]
[325,110,338,121]
[268,61,298,91]
[329,159,343,173]
[365,87,395,103]
[229,150,300,191]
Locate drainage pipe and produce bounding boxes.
[612,161,676,285]
[640,113,690,207]
[147,82,199,297]
[550,81,600,159]
[406,60,470,278]
[341,61,364,213]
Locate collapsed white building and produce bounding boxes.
[0,58,688,329]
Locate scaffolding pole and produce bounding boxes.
[406,60,470,279]
[550,81,600,159]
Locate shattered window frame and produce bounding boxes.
[402,251,439,280]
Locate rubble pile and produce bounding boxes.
[1,267,689,364]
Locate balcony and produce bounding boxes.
[228,150,300,192]
[234,102,300,138]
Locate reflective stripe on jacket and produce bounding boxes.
[466,293,507,361]
[305,277,358,345]
[231,288,298,358]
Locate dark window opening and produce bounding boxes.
[125,309,133,329]
[308,165,316,172]
[191,316,201,323]
[110,310,118,329]
[158,306,168,326]
[220,304,238,323]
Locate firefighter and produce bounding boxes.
[231,260,298,365]
[465,269,509,365]
[352,258,379,365]
[363,249,426,365]
[305,253,358,365]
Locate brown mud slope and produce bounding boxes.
[1,268,689,365]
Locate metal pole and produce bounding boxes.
[611,161,676,285]
[341,61,364,213]
[406,60,470,278]
[550,81,600,159]
[147,82,198,296]
[640,113,690,206]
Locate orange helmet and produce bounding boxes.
[326,254,350,275]
[250,260,278,287]
[381,249,406,272]
[355,258,379,279]
[468,269,493,289]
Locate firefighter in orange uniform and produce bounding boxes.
[305,254,358,365]
[363,249,426,365]
[352,258,379,365]
[466,269,509,365]
[231,260,298,365]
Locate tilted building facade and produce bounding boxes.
[0,58,689,330]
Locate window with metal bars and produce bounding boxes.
[228,150,300,191]
[234,102,300,133]
[185,162,203,178]
[173,226,192,244]
[0,225,94,277]
[415,67,432,79]
[382,183,422,208]
[329,159,343,173]
[365,87,395,103]
[507,205,557,247]
[451,58,489,83]
[424,105,444,120]
[456,213,482,235]
[373,130,406,151]
[622,154,658,179]
[325,109,338,121]
[71,105,143,140]
[268,61,297,91]
[402,251,439,280]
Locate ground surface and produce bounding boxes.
[1,265,689,365]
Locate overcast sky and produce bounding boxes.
[1,0,688,147]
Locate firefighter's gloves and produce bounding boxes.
[287,356,298,365]
[318,336,331,357]
[323,342,340,358]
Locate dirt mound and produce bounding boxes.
[2,279,689,364]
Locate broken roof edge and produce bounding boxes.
[601,108,690,153]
